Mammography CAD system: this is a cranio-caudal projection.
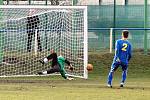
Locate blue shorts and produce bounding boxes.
[110,61,128,72]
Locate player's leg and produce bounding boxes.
[47,64,60,74]
[107,62,119,87]
[59,65,74,80]
[120,64,128,87]
[37,31,42,52]
[59,69,67,79]
[38,64,60,75]
[27,33,32,52]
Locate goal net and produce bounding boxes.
[0,5,88,78]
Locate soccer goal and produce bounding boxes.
[0,5,88,79]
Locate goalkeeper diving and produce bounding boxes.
[37,49,74,80]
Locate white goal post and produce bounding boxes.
[0,5,88,79]
[110,28,113,53]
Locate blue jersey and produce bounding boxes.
[113,39,132,64]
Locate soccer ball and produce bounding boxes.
[87,64,93,71]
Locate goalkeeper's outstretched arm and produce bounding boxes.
[65,59,73,71]
[39,52,57,65]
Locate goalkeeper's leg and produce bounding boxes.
[38,64,74,80]
[37,64,60,75]
[47,64,60,74]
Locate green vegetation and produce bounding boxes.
[88,52,150,78]
[0,52,149,100]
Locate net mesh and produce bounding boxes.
[0,6,87,78]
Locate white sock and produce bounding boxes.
[43,71,47,75]
[120,82,124,85]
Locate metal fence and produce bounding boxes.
[87,0,150,54]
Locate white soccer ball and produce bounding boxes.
[44,58,48,63]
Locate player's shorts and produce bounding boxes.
[110,61,128,72]
[47,64,60,74]
[47,63,67,79]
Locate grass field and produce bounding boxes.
[0,52,149,100]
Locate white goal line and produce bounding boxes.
[0,74,85,79]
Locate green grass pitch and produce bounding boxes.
[0,52,149,100]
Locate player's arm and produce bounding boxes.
[65,59,73,71]
[47,53,55,60]
[128,44,132,61]
[39,53,54,64]
[115,40,121,62]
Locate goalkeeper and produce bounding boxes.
[37,49,74,80]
